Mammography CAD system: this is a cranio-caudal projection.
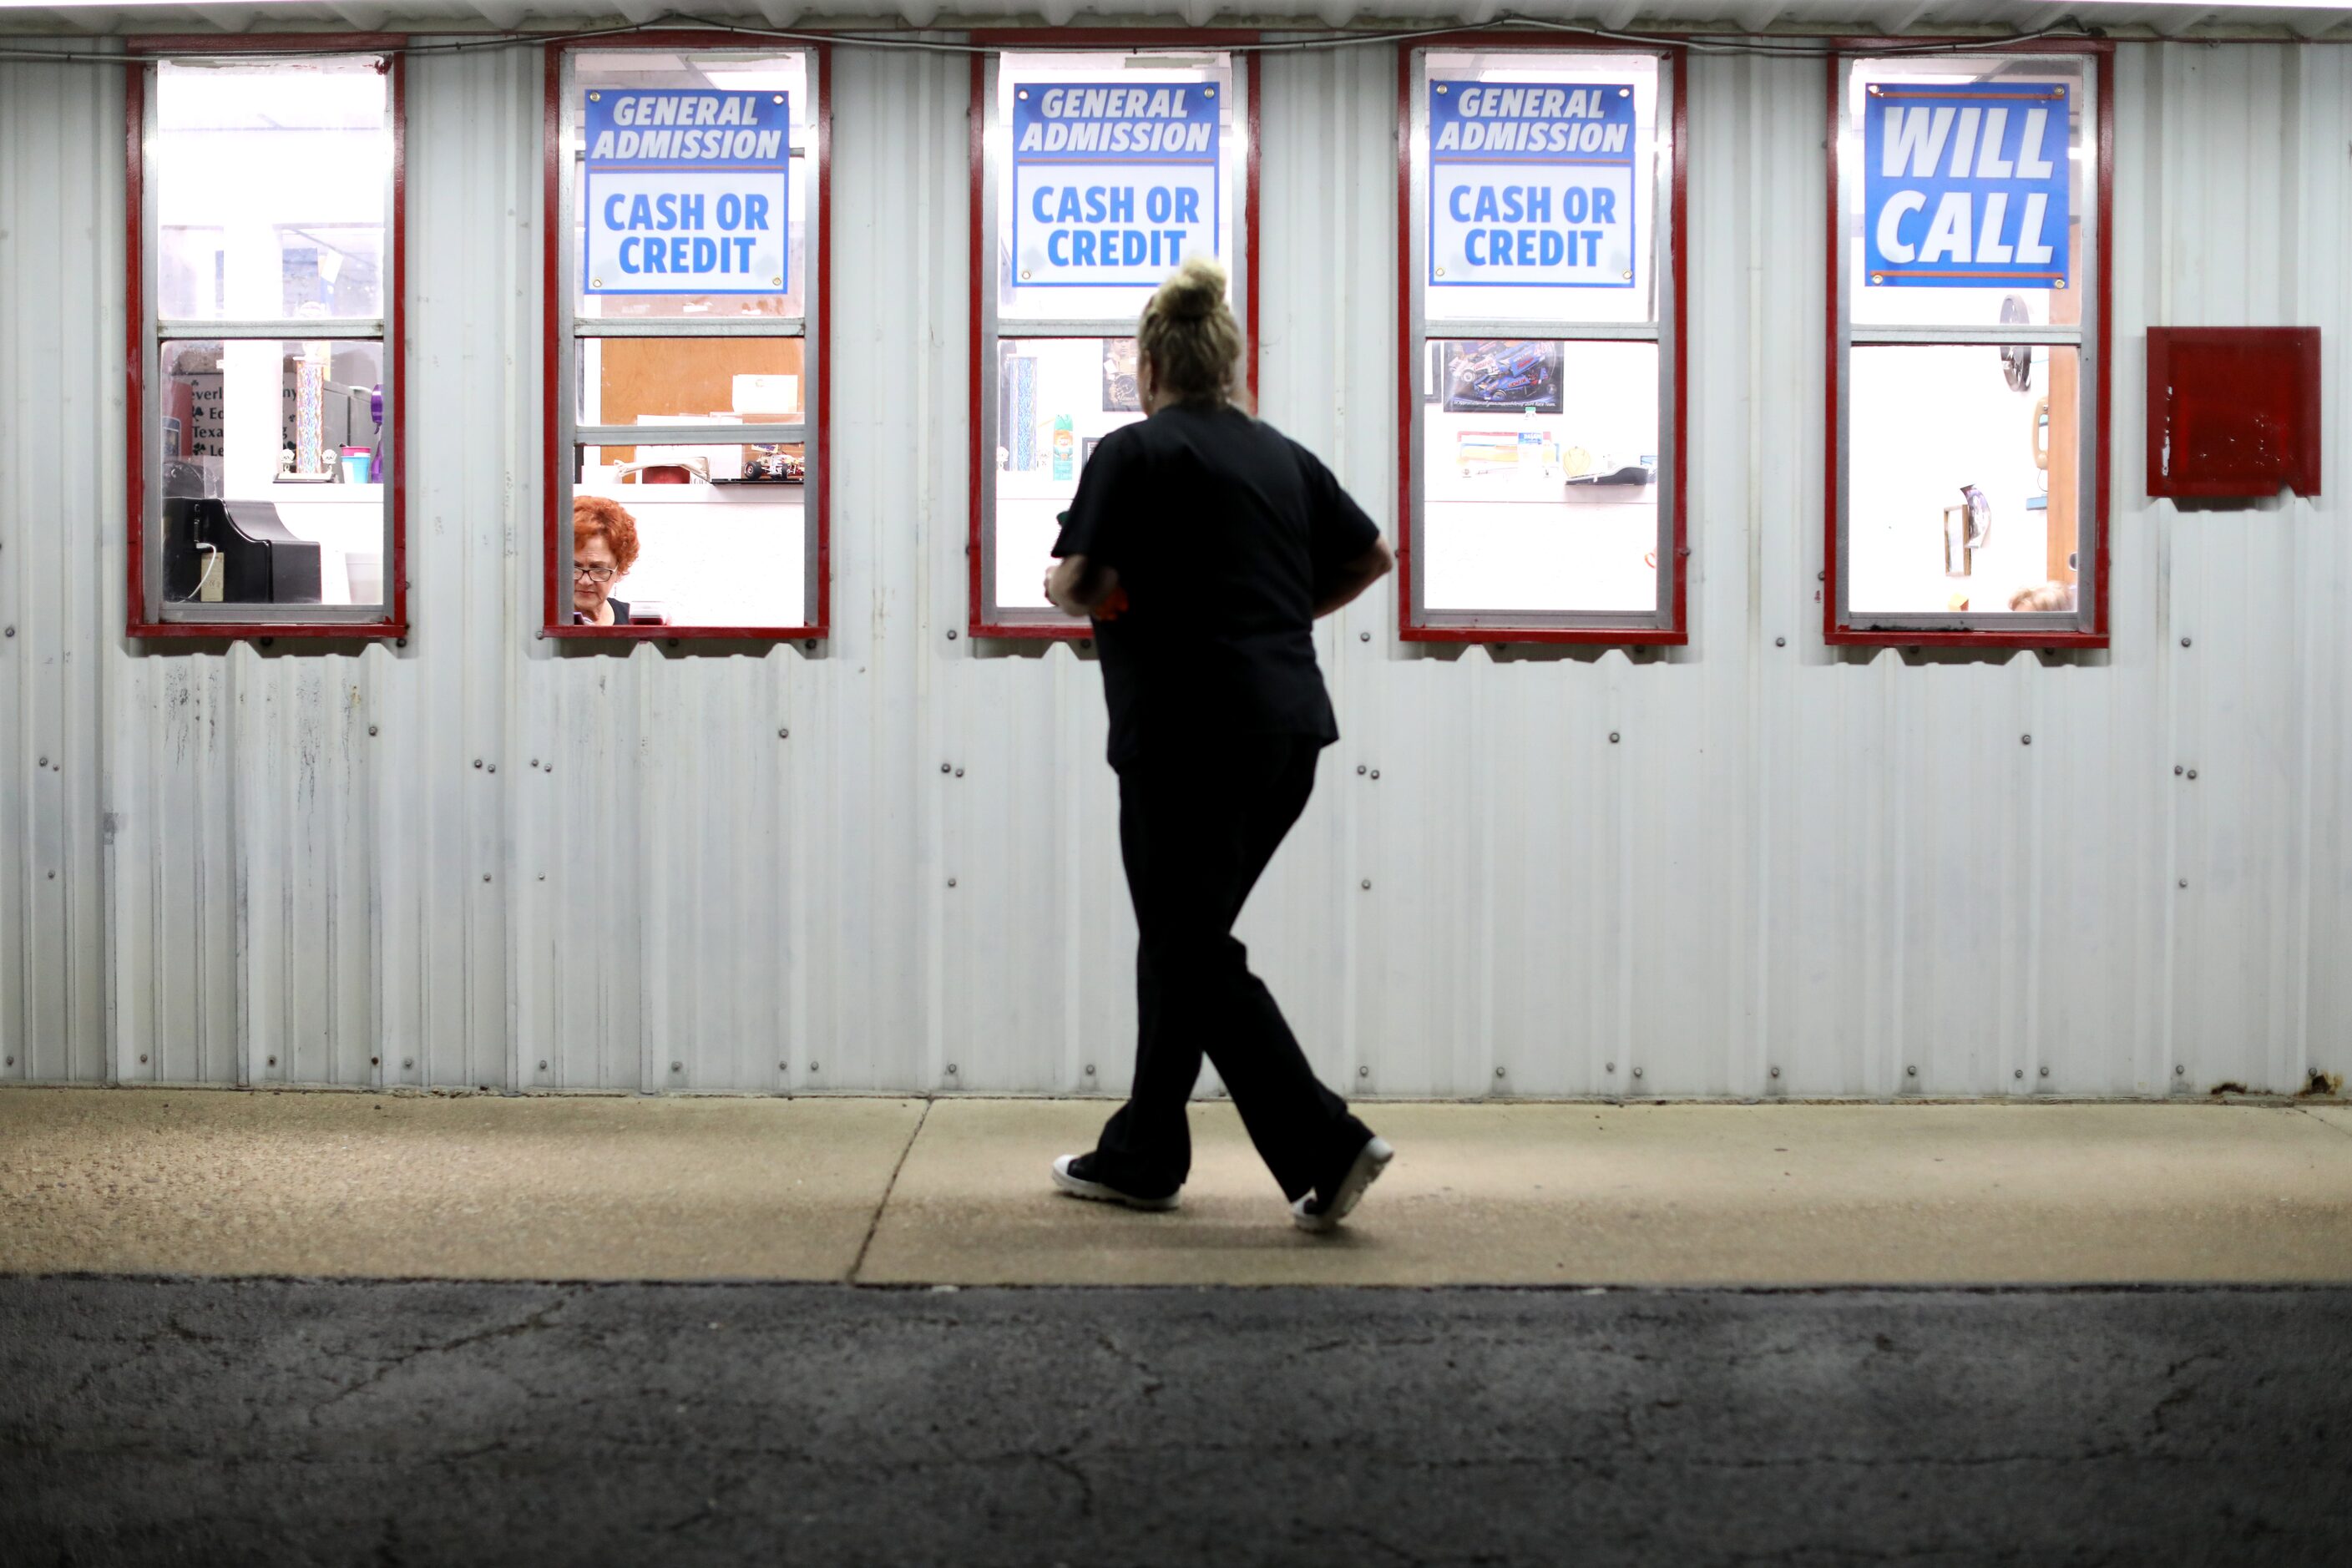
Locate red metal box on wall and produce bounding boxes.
[2147,326,2321,500]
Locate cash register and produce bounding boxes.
[162,497,323,605]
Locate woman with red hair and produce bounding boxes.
[571,494,641,625]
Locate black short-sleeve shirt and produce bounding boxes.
[1051,402,1382,770]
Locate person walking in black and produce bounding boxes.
[1041,256,1397,1232]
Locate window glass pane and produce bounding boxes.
[993,336,1148,611]
[995,52,1240,324]
[1422,51,1663,326]
[1844,56,2090,330]
[577,336,806,426]
[155,59,389,321]
[158,338,387,607]
[570,443,807,628]
[1848,344,2081,615]
[572,51,812,321]
[1420,340,1659,614]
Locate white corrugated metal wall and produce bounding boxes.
[0,34,2344,1099]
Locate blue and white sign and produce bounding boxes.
[1010,82,1220,288]
[1428,81,1639,290]
[1863,81,2070,289]
[584,89,790,295]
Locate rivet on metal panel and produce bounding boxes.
[370,1056,379,1066]
[46,872,54,880]
[779,1062,788,1072]
[954,767,964,777]
[2179,878,2188,888]
[1085,1064,1096,1075]
[672,1062,683,1073]
[487,764,497,774]
[2039,1066,2050,1078]
[1769,1065,1781,1079]
[139,1055,148,1065]
[1080,640,1090,650]
[776,730,787,741]
[1906,1065,1918,1077]
[948,877,958,888]
[807,1062,819,1072]
[1775,637,1786,647]
[37,756,46,768]
[947,629,959,640]
[946,1064,958,1075]
[2175,1064,2186,1076]
[1606,1062,1616,1073]
[2021,734,2032,746]
[1631,1067,1643,1080]
[1359,630,1370,642]
[369,726,379,736]
[667,639,679,648]
[1358,1065,1370,1078]
[1608,732,1621,744]
[1817,571,1825,583]
[402,1058,413,1069]
[2187,769,2198,780]
[1357,765,1367,775]
[483,873,491,883]
[941,762,952,773]
[2014,1069,2024,1080]
[266,1056,276,1067]
[1360,878,1371,890]
[397,638,407,648]
[1494,1066,1506,1079]
[1370,769,1380,780]
[805,640,817,651]
[2174,765,2184,776]
[539,1060,549,1071]
[473,758,482,768]
[2181,637,2192,648]
[3,627,11,636]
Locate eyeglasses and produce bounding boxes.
[573,564,618,584]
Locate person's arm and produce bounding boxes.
[1045,554,1124,618]
[1312,535,1393,619]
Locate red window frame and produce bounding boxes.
[1395,32,1690,647]
[540,33,832,644]
[1823,39,2114,650]
[966,30,1262,640]
[125,35,409,641]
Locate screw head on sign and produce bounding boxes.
[1872,274,1884,285]
[1435,266,1445,277]
[591,279,602,290]
[1436,84,1447,93]
[1021,271,1032,281]
[1621,271,1633,281]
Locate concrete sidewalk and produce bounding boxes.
[4,1087,2350,1285]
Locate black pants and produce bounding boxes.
[1090,734,1372,1202]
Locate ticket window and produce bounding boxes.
[1400,47,1685,642]
[972,47,1254,635]
[549,45,826,637]
[1830,51,2107,643]
[134,54,402,633]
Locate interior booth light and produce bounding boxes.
[969,37,1257,638]
[544,36,830,640]
[129,48,404,637]
[1397,39,1687,644]
[1826,44,2112,646]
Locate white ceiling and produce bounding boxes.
[3,1,2349,43]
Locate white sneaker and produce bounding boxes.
[1291,1136,1394,1232]
[1051,1153,1181,1212]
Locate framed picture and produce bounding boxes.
[1100,338,1142,412]
[1440,339,1565,415]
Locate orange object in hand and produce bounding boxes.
[1095,586,1130,622]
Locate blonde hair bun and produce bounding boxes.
[1156,256,1228,321]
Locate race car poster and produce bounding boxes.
[1440,340,1565,415]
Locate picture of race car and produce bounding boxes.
[1441,339,1565,414]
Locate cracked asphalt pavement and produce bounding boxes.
[3,1277,2349,1565]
